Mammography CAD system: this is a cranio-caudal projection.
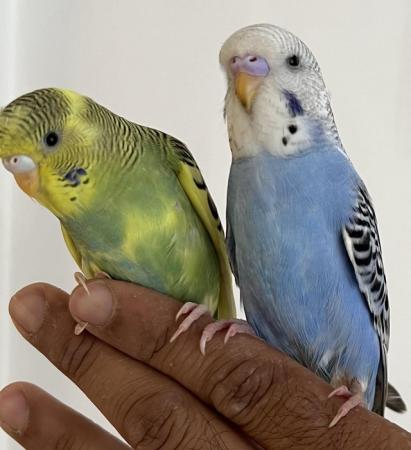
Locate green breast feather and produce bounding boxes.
[0,88,235,319]
[62,122,235,319]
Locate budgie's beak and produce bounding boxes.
[14,170,39,197]
[2,155,39,197]
[235,73,264,112]
[231,55,270,112]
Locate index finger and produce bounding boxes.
[69,280,411,449]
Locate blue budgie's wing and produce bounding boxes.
[342,184,389,415]
[226,219,239,286]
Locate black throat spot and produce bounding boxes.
[63,167,87,187]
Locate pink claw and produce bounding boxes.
[73,272,90,335]
[95,271,111,279]
[328,385,364,428]
[175,302,198,322]
[199,319,255,355]
[328,385,352,399]
[73,271,110,335]
[74,272,90,295]
[74,321,88,335]
[170,302,211,343]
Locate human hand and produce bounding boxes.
[1,280,410,449]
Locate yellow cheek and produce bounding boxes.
[35,166,97,219]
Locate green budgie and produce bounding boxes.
[0,88,235,334]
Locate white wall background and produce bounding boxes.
[0,0,410,447]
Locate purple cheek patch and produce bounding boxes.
[230,55,270,77]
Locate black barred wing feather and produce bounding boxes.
[342,184,389,413]
[342,185,389,349]
[226,219,239,286]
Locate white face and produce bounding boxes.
[220,24,338,159]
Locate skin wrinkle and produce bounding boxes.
[215,364,259,418]
[163,415,192,450]
[170,419,192,450]
[133,408,175,449]
[59,332,97,382]
[123,390,190,449]
[199,351,233,395]
[280,370,332,444]
[54,432,78,450]
[209,360,280,426]
[282,398,329,448]
[245,380,285,443]
[189,414,231,450]
[224,361,274,421]
[115,381,210,449]
[207,356,301,448]
[207,358,270,421]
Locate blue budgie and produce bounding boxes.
[202,24,405,427]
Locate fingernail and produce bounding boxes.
[0,389,29,434]
[70,282,113,325]
[9,293,45,333]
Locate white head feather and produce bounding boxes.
[220,24,342,159]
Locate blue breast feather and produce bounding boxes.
[227,145,380,407]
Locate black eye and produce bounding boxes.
[287,55,300,68]
[44,131,59,147]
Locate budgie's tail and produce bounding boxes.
[387,382,407,413]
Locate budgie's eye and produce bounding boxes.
[44,131,60,149]
[286,55,300,68]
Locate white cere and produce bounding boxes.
[2,155,37,174]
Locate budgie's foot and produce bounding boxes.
[200,319,255,355]
[328,384,365,428]
[170,302,211,343]
[73,272,90,335]
[95,271,111,279]
[74,271,90,295]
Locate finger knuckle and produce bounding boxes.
[58,333,99,383]
[120,389,191,449]
[207,355,280,425]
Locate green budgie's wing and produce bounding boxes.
[167,137,236,320]
[61,223,82,268]
[61,223,96,278]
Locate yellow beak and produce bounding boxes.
[234,72,264,112]
[14,169,39,197]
